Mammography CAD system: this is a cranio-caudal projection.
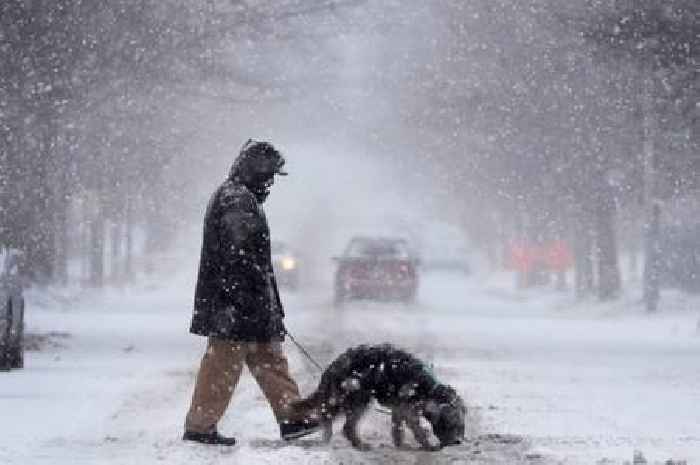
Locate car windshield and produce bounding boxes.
[345,239,410,259]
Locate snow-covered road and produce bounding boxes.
[2,271,699,464]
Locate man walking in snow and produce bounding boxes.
[183,140,318,446]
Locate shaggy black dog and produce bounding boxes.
[292,344,466,451]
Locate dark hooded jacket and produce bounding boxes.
[189,176,285,342]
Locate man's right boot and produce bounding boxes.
[182,430,237,446]
[280,418,321,440]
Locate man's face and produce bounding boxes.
[250,173,275,203]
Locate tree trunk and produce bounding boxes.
[596,186,621,300]
[643,203,662,312]
[89,204,105,288]
[27,124,56,284]
[110,220,122,284]
[52,139,69,286]
[53,195,69,286]
[642,72,661,312]
[124,194,133,281]
[573,204,595,298]
[628,229,640,277]
[80,206,89,284]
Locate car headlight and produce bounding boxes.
[281,257,297,271]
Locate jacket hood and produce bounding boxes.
[228,140,287,182]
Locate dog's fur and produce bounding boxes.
[292,344,466,451]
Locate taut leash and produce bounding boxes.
[284,329,324,371]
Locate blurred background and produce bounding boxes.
[0,0,697,308]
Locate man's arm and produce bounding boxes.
[218,190,266,257]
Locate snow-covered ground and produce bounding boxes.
[2,270,699,464]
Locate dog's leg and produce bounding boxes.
[342,402,371,451]
[406,408,440,451]
[391,406,406,448]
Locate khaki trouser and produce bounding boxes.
[184,338,302,434]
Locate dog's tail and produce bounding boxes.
[291,374,334,416]
[292,348,356,416]
[292,389,324,412]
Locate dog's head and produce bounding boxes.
[424,384,466,448]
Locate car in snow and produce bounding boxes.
[271,241,301,290]
[333,236,419,305]
[1,247,25,370]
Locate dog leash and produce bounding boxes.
[285,328,392,416]
[284,329,325,371]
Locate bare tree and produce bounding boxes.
[0,0,367,287]
[577,0,699,309]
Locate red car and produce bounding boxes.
[333,237,418,305]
